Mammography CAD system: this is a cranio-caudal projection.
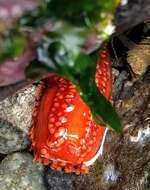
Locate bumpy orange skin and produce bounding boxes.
[30,50,112,175]
[96,50,112,100]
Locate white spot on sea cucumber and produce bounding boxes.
[59,116,67,123]
[104,60,109,65]
[58,128,67,137]
[83,112,86,116]
[65,104,74,112]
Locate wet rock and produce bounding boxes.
[44,169,77,190]
[127,37,150,76]
[0,85,36,154]
[0,152,45,190]
[0,120,29,154]
[115,0,150,32]
[44,159,122,190]
[0,85,36,133]
[101,75,150,190]
[112,69,129,100]
[0,80,30,101]
[44,165,103,190]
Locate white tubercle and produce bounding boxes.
[65,104,75,112]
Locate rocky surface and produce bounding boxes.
[127,37,150,76]
[0,152,46,190]
[44,169,77,190]
[0,85,36,154]
[115,0,150,33]
[0,120,29,154]
[0,85,36,133]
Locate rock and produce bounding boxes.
[0,85,36,154]
[115,0,150,32]
[0,85,36,133]
[44,169,77,190]
[99,73,150,190]
[44,159,121,190]
[112,69,129,100]
[0,152,46,190]
[0,80,31,101]
[0,120,29,154]
[127,37,150,76]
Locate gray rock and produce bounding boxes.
[44,169,77,190]
[0,120,29,154]
[0,85,36,154]
[0,85,36,133]
[115,0,150,32]
[0,152,46,190]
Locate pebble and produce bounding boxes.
[0,120,29,154]
[0,152,45,190]
[127,37,150,76]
